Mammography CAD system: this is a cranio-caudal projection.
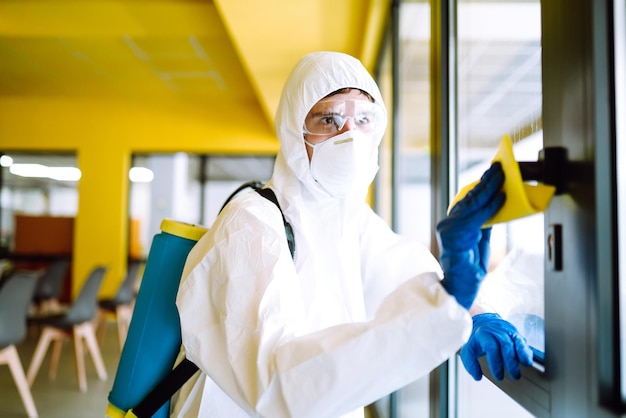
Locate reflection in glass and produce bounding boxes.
[455,1,542,417]
[456,0,543,356]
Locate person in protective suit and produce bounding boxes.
[172,51,533,418]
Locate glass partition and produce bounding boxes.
[0,152,79,285]
[202,155,275,225]
[615,0,626,404]
[394,1,433,416]
[396,0,434,250]
[129,153,274,259]
[454,0,543,416]
[0,152,78,252]
[373,1,433,416]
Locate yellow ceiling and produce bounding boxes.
[0,0,390,126]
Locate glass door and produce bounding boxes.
[453,1,543,416]
[614,0,626,406]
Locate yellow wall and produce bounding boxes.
[0,96,278,297]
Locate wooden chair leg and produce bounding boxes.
[27,322,108,393]
[1,346,38,417]
[77,322,107,381]
[49,336,65,380]
[95,308,107,345]
[26,326,56,387]
[72,325,87,392]
[116,305,132,350]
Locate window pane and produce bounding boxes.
[383,1,433,417]
[615,0,626,403]
[129,153,202,258]
[374,1,432,416]
[202,155,275,226]
[454,0,543,416]
[0,152,78,252]
[457,365,535,418]
[398,0,433,248]
[129,153,274,259]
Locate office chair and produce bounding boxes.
[97,260,141,350]
[26,265,108,393]
[0,270,42,417]
[32,260,70,315]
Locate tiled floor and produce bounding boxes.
[0,320,121,418]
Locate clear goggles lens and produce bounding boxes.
[303,99,385,136]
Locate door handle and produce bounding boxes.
[518,147,568,195]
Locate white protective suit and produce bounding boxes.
[173,51,472,418]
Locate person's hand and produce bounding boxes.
[436,163,505,309]
[460,313,534,380]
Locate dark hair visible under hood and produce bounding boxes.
[324,88,375,102]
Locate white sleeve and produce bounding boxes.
[176,198,471,418]
[359,208,446,317]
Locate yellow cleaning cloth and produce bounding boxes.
[449,135,556,227]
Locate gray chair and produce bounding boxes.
[26,265,108,392]
[32,260,70,315]
[0,270,41,417]
[97,260,141,350]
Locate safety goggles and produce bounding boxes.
[303,99,385,136]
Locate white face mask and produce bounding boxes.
[305,130,379,198]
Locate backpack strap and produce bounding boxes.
[219,182,295,259]
[130,181,295,418]
[255,187,296,260]
[131,358,199,417]
[218,180,263,213]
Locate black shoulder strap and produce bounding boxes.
[130,181,295,418]
[255,187,296,260]
[218,180,263,214]
[131,358,199,417]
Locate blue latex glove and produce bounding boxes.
[436,163,505,309]
[461,313,534,380]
